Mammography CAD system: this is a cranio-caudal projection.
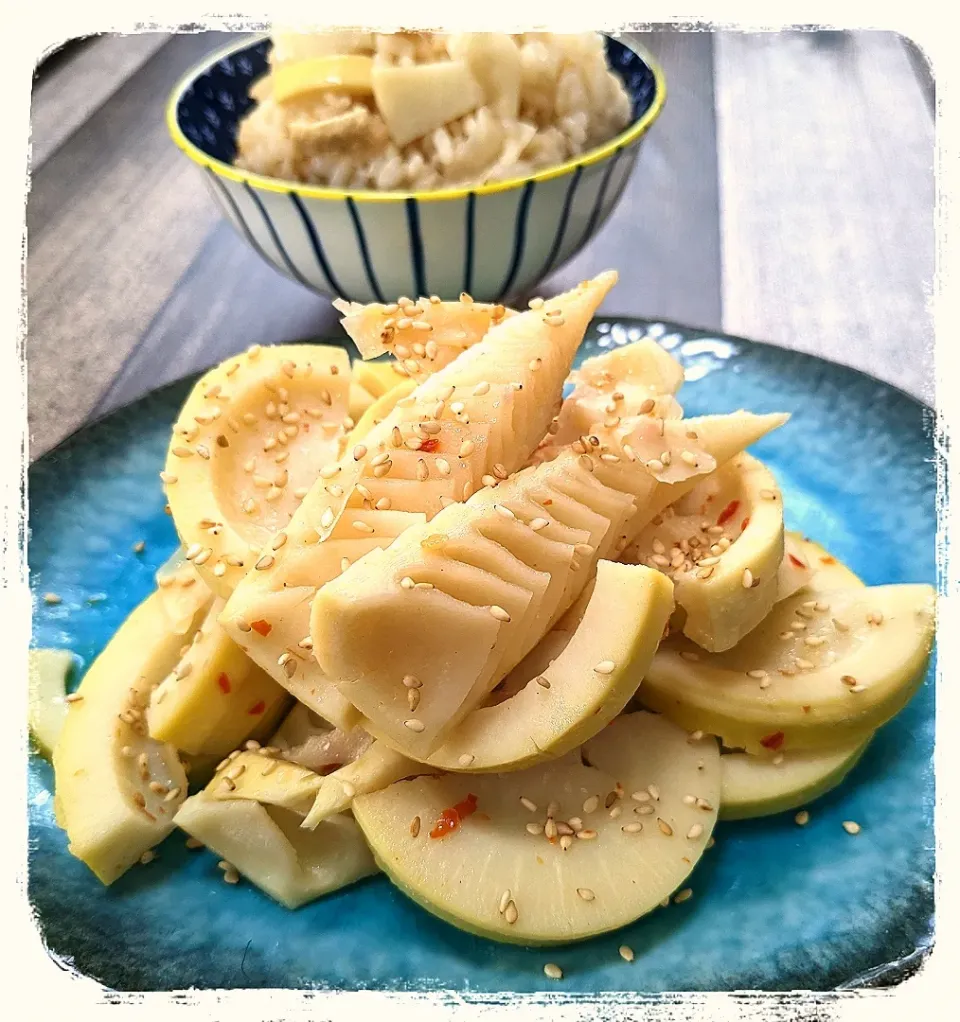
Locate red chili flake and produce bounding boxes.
[802,706,811,714]
[250,619,272,637]
[302,422,310,432]
[217,673,231,694]
[419,438,440,453]
[788,554,807,569]
[760,731,785,750]
[741,517,751,531]
[248,700,266,716]
[454,793,479,819]
[717,499,740,526]
[542,498,553,506]
[821,556,837,565]
[429,810,459,839]
[429,793,478,839]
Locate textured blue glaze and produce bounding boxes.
[28,323,936,993]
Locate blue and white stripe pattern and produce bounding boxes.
[175,36,660,303]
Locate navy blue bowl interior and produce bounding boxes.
[176,36,659,170]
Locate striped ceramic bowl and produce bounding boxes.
[167,35,665,304]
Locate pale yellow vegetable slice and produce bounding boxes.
[348,381,376,421]
[147,596,289,759]
[787,533,864,591]
[273,55,374,104]
[302,742,430,829]
[352,712,720,944]
[425,561,674,771]
[335,298,516,365]
[372,60,483,147]
[642,583,935,753]
[776,532,817,601]
[28,648,74,759]
[155,546,213,634]
[174,792,377,909]
[627,453,785,652]
[163,344,351,598]
[347,378,418,444]
[219,510,425,730]
[207,751,322,815]
[270,702,374,772]
[549,339,685,451]
[351,359,410,399]
[446,33,522,119]
[720,734,872,820]
[53,591,198,884]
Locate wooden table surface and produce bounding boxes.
[26,30,935,460]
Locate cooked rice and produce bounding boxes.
[235,32,634,191]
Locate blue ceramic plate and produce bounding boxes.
[28,321,936,993]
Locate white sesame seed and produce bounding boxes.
[525,822,543,836]
[577,829,598,840]
[520,796,538,812]
[674,888,693,904]
[583,795,599,814]
[795,810,810,826]
[687,823,704,840]
[489,605,511,622]
[577,887,595,902]
[543,963,563,980]
[504,900,519,925]
[622,822,643,834]
[742,568,755,589]
[403,719,425,733]
[842,820,861,835]
[593,660,616,675]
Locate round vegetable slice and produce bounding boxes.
[641,583,935,753]
[425,561,674,772]
[720,734,872,820]
[352,712,720,945]
[163,344,352,598]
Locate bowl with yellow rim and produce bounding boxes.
[166,34,665,304]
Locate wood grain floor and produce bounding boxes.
[25,29,935,458]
